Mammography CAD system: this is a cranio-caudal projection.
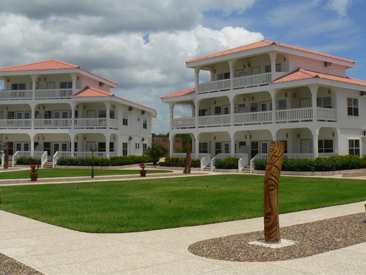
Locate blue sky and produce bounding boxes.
[0,0,364,133]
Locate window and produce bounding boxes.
[24,112,31,119]
[143,119,148,129]
[216,72,230,80]
[74,142,78,152]
[110,110,115,119]
[122,113,128,126]
[223,106,229,114]
[122,143,128,156]
[265,65,271,73]
[215,143,222,155]
[349,139,360,156]
[11,83,26,90]
[16,143,22,151]
[24,143,29,152]
[110,142,114,152]
[143,143,147,153]
[278,99,287,110]
[135,143,140,149]
[199,109,207,116]
[98,110,106,118]
[318,140,334,153]
[261,103,268,111]
[347,98,359,116]
[60,81,72,89]
[250,103,258,112]
[214,106,221,114]
[7,112,14,119]
[61,143,67,152]
[224,143,230,154]
[261,142,268,154]
[276,63,282,72]
[199,142,208,153]
[98,142,106,152]
[317,97,332,108]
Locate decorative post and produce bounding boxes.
[264,141,284,243]
[3,143,9,169]
[183,152,192,174]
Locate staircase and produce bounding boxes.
[43,161,53,168]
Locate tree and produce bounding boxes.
[146,144,167,166]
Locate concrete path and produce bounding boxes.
[1,202,366,274]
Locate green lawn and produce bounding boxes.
[0,168,169,179]
[0,175,365,233]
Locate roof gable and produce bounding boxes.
[0,60,79,73]
[73,86,112,97]
[161,87,195,99]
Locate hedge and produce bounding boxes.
[57,155,151,166]
[215,157,239,169]
[254,155,366,171]
[160,157,200,168]
[16,157,41,165]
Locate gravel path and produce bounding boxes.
[0,253,42,275]
[189,212,366,262]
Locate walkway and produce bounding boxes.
[0,202,365,274]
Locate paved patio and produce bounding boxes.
[1,202,366,274]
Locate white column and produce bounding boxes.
[271,129,278,141]
[312,128,319,159]
[194,99,199,129]
[230,132,235,157]
[169,132,174,157]
[229,60,236,90]
[105,134,110,158]
[270,90,276,123]
[71,74,77,93]
[229,95,235,125]
[105,102,110,129]
[30,134,34,157]
[116,135,122,156]
[194,68,200,94]
[71,103,75,129]
[310,85,318,122]
[31,75,37,100]
[169,103,175,129]
[194,133,199,159]
[269,52,277,78]
[31,104,35,130]
[70,134,75,157]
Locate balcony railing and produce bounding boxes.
[233,73,272,90]
[0,119,31,129]
[173,107,337,129]
[234,111,272,125]
[172,117,195,129]
[35,89,73,99]
[0,90,33,100]
[34,119,72,129]
[198,73,272,94]
[198,114,231,127]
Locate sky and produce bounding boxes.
[0,0,365,133]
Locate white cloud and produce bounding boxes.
[0,13,263,132]
[327,0,351,16]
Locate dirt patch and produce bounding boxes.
[0,253,42,275]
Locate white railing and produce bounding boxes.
[172,117,195,129]
[198,114,231,127]
[276,108,313,122]
[234,111,272,125]
[210,156,217,172]
[41,151,48,167]
[34,119,72,129]
[257,153,315,160]
[317,108,337,121]
[75,118,107,129]
[198,79,231,94]
[233,73,272,89]
[0,119,31,129]
[35,89,73,99]
[0,90,33,100]
[1,152,4,167]
[200,155,211,170]
[53,151,74,167]
[12,151,31,166]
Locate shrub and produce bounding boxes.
[145,144,167,165]
[57,155,150,166]
[215,157,239,169]
[254,155,366,172]
[160,157,200,168]
[16,157,41,165]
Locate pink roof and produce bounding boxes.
[161,87,195,99]
[187,39,355,65]
[73,86,112,97]
[274,68,366,87]
[0,60,79,72]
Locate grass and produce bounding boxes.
[0,175,366,233]
[0,168,169,179]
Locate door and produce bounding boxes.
[250,141,259,158]
[6,142,14,155]
[122,142,128,156]
[44,142,51,155]
[215,142,222,155]
[53,143,60,155]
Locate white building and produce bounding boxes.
[0,60,156,165]
[161,40,366,166]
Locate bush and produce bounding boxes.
[160,157,200,168]
[145,144,167,165]
[16,157,41,165]
[215,157,239,169]
[254,155,366,172]
[57,155,150,166]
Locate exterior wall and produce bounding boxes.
[78,74,113,92]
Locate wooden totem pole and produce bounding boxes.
[264,141,284,243]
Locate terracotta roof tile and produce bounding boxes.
[186,39,355,65]
[274,68,366,87]
[161,87,195,99]
[0,60,79,72]
[73,86,112,97]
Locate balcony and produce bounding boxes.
[198,73,272,94]
[34,119,72,129]
[0,88,73,100]
[74,118,118,129]
[173,107,337,129]
[0,119,31,129]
